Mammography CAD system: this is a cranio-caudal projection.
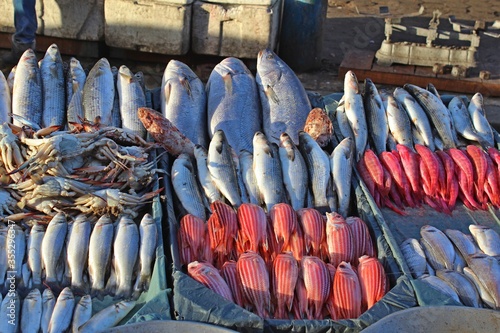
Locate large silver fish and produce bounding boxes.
[344,71,368,161]
[253,131,285,211]
[161,60,208,148]
[335,98,355,142]
[463,266,496,309]
[27,223,45,288]
[78,300,136,333]
[114,215,140,299]
[436,269,481,307]
[469,225,500,256]
[89,215,114,297]
[363,79,388,155]
[194,145,222,204]
[42,212,67,288]
[65,57,86,109]
[66,86,84,129]
[468,93,495,147]
[41,288,56,333]
[40,44,65,127]
[257,49,311,145]
[68,214,91,292]
[279,132,308,210]
[0,71,11,123]
[419,275,461,304]
[400,238,428,278]
[0,290,19,333]
[207,130,242,207]
[172,153,207,220]
[117,65,147,138]
[72,295,92,333]
[12,49,42,127]
[404,84,456,149]
[448,96,488,147]
[207,57,261,153]
[48,287,75,333]
[21,288,42,333]
[421,225,456,270]
[83,58,115,125]
[136,213,157,292]
[239,150,261,205]
[331,137,353,217]
[386,95,413,149]
[468,253,500,309]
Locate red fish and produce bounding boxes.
[333,261,362,319]
[237,203,267,254]
[207,201,238,268]
[188,261,234,302]
[301,256,331,320]
[177,214,206,266]
[272,252,299,319]
[269,203,298,253]
[237,251,271,318]
[326,212,354,266]
[221,261,245,307]
[357,255,387,311]
[297,208,326,259]
[346,216,375,263]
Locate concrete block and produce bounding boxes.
[0,0,44,36]
[104,0,192,55]
[41,0,105,41]
[192,0,282,58]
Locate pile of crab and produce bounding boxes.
[0,122,165,220]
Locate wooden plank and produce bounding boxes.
[339,50,374,71]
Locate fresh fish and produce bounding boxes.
[404,84,456,149]
[386,95,413,149]
[68,214,91,292]
[358,255,387,311]
[188,261,234,302]
[303,107,333,148]
[343,71,368,160]
[207,201,238,269]
[194,145,222,204]
[117,65,147,138]
[400,238,427,278]
[333,261,362,319]
[114,215,140,299]
[302,255,330,320]
[272,252,299,319]
[220,261,245,307]
[326,212,354,266]
[363,78,388,155]
[467,254,500,309]
[297,208,326,259]
[171,153,207,220]
[448,96,489,147]
[346,216,375,263]
[72,295,92,333]
[237,203,267,254]
[269,203,298,254]
[21,288,42,333]
[436,269,481,307]
[237,251,270,318]
[331,137,354,217]
[292,275,308,319]
[231,148,249,204]
[426,83,441,99]
[78,300,136,333]
[136,213,157,292]
[89,215,114,297]
[66,87,84,129]
[12,49,42,127]
[207,57,261,153]
[256,48,312,145]
[419,275,461,304]
[299,131,331,211]
[178,214,207,266]
[208,130,242,207]
[463,266,496,309]
[393,87,434,150]
[335,99,355,141]
[83,58,115,125]
[421,225,456,270]
[0,290,19,333]
[65,57,86,109]
[468,93,495,147]
[469,225,500,256]
[48,287,75,333]
[253,131,285,211]
[40,44,65,127]
[161,60,208,148]
[0,70,11,123]
[41,288,56,333]
[239,150,260,205]
[42,212,68,287]
[10,224,26,280]
[7,65,15,96]
[27,223,45,288]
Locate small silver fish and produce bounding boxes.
[114,215,140,299]
[78,300,136,333]
[400,238,428,278]
[47,287,75,333]
[136,213,157,293]
[68,214,91,292]
[41,288,56,333]
[42,212,68,288]
[0,290,20,333]
[88,215,114,298]
[72,295,92,333]
[469,225,500,256]
[331,137,353,217]
[194,144,222,204]
[279,132,308,210]
[21,288,42,333]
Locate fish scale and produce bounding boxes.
[333,261,362,320]
[188,261,234,302]
[273,253,299,319]
[302,256,330,320]
[237,251,271,318]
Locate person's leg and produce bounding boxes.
[2,0,37,65]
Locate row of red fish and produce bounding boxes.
[357,144,500,215]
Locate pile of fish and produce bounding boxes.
[1,287,137,333]
[178,201,387,320]
[400,224,500,309]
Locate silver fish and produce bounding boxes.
[279,132,308,210]
[21,288,42,333]
[386,95,413,149]
[344,71,368,161]
[161,60,208,148]
[72,295,92,333]
[66,84,84,129]
[404,84,456,149]
[400,238,428,278]
[419,274,461,304]
[194,144,222,204]
[468,93,494,147]
[257,49,311,145]
[299,131,331,212]
[463,266,496,309]
[335,98,355,142]
[469,225,500,257]
[239,150,261,205]
[48,287,75,333]
[444,229,480,265]
[136,213,157,292]
[448,96,489,147]
[411,125,426,146]
[118,65,147,138]
[68,214,91,292]
[89,215,114,297]
[12,49,43,127]
[114,215,140,299]
[436,269,481,307]
[172,153,207,220]
[468,253,500,309]
[421,225,456,270]
[78,300,136,333]
[0,224,7,285]
[83,58,114,125]
[207,57,261,153]
[27,223,45,288]
[207,130,242,207]
[9,224,26,280]
[0,290,19,333]
[42,212,68,288]
[253,131,285,211]
[426,83,441,99]
[0,70,11,123]
[331,137,353,217]
[65,57,86,109]
[41,288,56,333]
[393,87,434,150]
[231,147,249,204]
[40,43,65,127]
[363,78,388,155]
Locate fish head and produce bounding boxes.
[344,70,360,94]
[164,60,197,83]
[256,48,282,85]
[44,43,62,62]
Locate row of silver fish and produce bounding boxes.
[0,44,147,138]
[0,286,136,333]
[171,129,354,218]
[0,212,157,302]
[400,224,500,309]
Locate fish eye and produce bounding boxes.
[266,53,274,60]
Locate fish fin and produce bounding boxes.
[180,77,192,97]
[265,85,279,104]
[223,73,233,95]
